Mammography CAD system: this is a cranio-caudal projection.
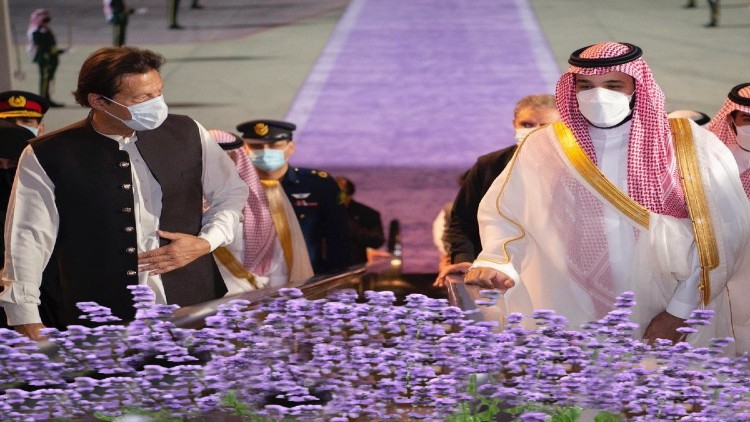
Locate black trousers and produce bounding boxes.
[36,55,59,101]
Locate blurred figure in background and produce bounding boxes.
[335,176,385,265]
[168,0,203,29]
[683,0,720,27]
[27,9,65,106]
[103,0,135,46]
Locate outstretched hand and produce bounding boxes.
[138,230,211,275]
[463,266,515,291]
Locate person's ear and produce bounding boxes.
[88,94,108,111]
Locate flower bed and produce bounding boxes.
[0,287,747,421]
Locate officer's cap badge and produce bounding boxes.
[8,96,26,108]
[254,123,269,136]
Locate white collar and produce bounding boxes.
[588,120,631,141]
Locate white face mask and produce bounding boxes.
[101,95,168,131]
[514,127,534,143]
[736,125,750,151]
[576,87,633,127]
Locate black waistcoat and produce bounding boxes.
[32,114,226,327]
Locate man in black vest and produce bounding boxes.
[0,47,248,339]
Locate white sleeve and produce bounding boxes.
[473,165,523,286]
[196,121,249,251]
[1,146,59,326]
[666,248,701,319]
[432,207,447,255]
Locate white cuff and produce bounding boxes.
[667,274,701,319]
[3,302,42,326]
[199,229,226,252]
[667,248,702,320]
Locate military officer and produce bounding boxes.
[0,90,52,259]
[0,90,52,329]
[236,119,353,274]
[0,90,50,137]
[27,9,65,106]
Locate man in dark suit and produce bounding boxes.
[335,176,385,265]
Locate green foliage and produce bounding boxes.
[220,390,254,417]
[448,373,623,422]
[594,411,623,422]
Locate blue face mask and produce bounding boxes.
[18,124,39,137]
[250,149,287,172]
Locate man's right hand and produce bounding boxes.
[463,266,515,291]
[13,323,47,341]
[434,262,472,287]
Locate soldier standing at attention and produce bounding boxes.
[27,9,65,107]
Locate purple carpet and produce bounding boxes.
[286,0,559,273]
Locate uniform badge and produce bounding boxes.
[254,123,269,136]
[8,96,26,108]
[292,192,316,207]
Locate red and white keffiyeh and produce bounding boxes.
[208,129,276,274]
[556,42,688,218]
[707,84,750,196]
[27,9,50,55]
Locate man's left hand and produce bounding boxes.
[138,230,211,275]
[643,311,687,344]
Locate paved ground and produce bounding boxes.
[4,0,749,273]
[530,0,750,115]
[6,0,349,131]
[8,0,748,132]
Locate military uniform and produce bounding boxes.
[104,0,134,46]
[29,12,64,105]
[281,166,353,273]
[0,91,50,329]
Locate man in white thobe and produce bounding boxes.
[465,42,750,352]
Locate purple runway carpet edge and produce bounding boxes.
[286,0,559,272]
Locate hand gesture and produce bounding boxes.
[138,230,211,275]
[463,266,515,291]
